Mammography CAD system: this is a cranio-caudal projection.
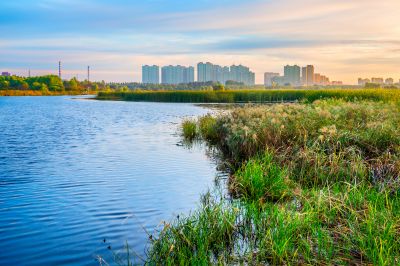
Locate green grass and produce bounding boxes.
[231,152,292,202]
[97,89,400,103]
[181,119,197,141]
[146,99,400,265]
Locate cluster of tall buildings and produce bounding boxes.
[142,65,194,85]
[1,72,11,77]
[197,62,255,85]
[142,62,255,85]
[161,65,194,84]
[264,65,338,87]
[358,77,397,86]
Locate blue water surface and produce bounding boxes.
[0,96,216,265]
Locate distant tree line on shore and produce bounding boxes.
[0,75,111,94]
[364,82,399,89]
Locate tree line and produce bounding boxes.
[0,75,110,93]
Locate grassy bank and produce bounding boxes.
[147,99,400,265]
[97,89,400,103]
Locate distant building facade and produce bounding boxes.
[197,62,215,83]
[142,65,160,84]
[358,78,370,86]
[1,72,11,77]
[230,65,255,85]
[161,65,194,84]
[284,65,301,86]
[314,73,321,85]
[371,77,384,84]
[301,65,314,86]
[264,72,280,86]
[359,77,397,86]
[314,73,330,85]
[197,62,255,85]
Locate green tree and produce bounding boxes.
[47,75,64,91]
[32,82,42,90]
[19,81,29,90]
[40,83,49,94]
[68,78,78,91]
[0,80,9,89]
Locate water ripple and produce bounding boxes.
[0,96,216,265]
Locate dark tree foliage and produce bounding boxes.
[0,75,110,93]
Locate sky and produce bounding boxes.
[1,0,399,84]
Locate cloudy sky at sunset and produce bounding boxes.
[1,0,399,84]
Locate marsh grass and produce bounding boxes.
[181,119,197,141]
[231,152,293,202]
[146,99,400,265]
[97,89,400,104]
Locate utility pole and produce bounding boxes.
[87,66,90,82]
[58,61,61,79]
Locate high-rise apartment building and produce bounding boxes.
[197,62,255,85]
[301,65,314,86]
[320,75,330,85]
[302,68,307,85]
[230,65,255,85]
[197,62,215,83]
[264,72,280,86]
[161,65,194,84]
[142,65,160,84]
[314,73,321,85]
[371,78,384,84]
[358,78,370,86]
[284,65,301,86]
[1,72,11,77]
[185,66,195,84]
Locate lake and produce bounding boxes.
[0,96,217,265]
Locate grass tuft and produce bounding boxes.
[181,119,197,140]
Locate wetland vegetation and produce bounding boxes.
[97,89,400,104]
[146,96,400,265]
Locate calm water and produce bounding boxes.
[0,96,217,265]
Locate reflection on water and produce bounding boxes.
[0,96,217,265]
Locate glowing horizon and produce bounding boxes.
[1,0,399,84]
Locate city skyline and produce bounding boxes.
[1,0,400,84]
[3,61,399,87]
